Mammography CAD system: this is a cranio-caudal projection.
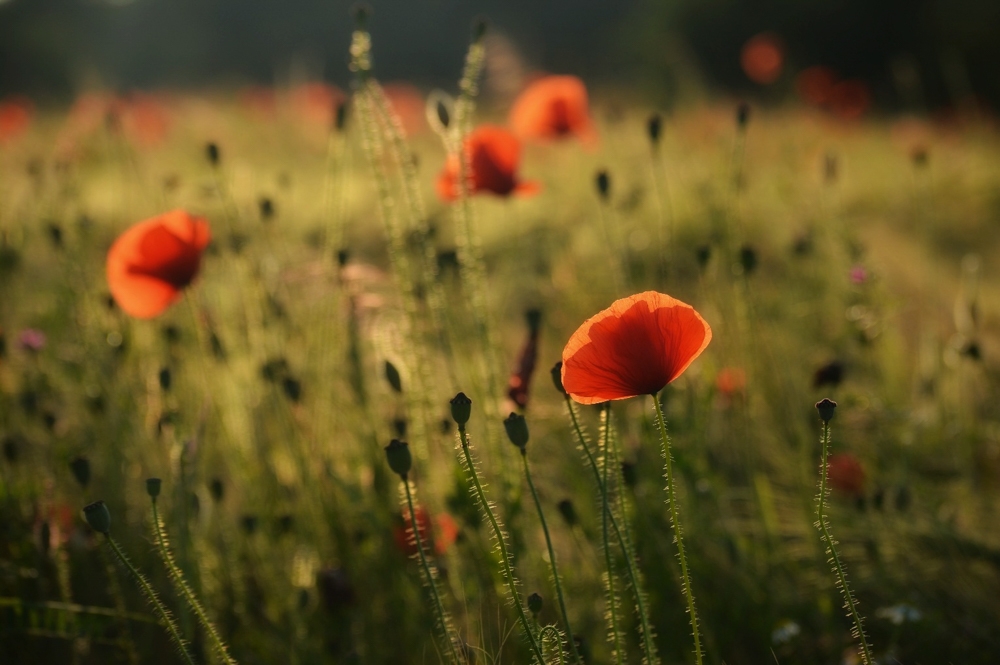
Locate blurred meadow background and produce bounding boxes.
[2,1,1000,663]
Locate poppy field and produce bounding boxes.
[3,16,1000,665]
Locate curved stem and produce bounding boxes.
[521,451,582,664]
[539,625,567,665]
[403,480,463,665]
[817,421,874,665]
[151,498,237,665]
[652,394,703,665]
[566,396,657,663]
[105,536,196,665]
[457,425,545,665]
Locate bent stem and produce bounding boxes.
[816,419,874,665]
[520,450,581,664]
[150,497,237,665]
[456,423,545,665]
[402,480,464,665]
[566,396,657,664]
[104,535,196,665]
[651,394,703,665]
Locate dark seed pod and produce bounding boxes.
[595,170,611,200]
[384,361,403,393]
[205,142,220,167]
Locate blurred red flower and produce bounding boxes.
[509,75,597,145]
[507,311,541,409]
[106,210,211,319]
[830,80,871,121]
[0,96,34,142]
[740,33,784,85]
[795,66,838,107]
[394,506,459,557]
[715,367,746,398]
[561,291,712,405]
[436,125,540,201]
[119,94,171,147]
[827,453,866,498]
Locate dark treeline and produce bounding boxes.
[1,0,998,111]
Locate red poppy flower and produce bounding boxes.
[436,125,540,201]
[715,367,746,397]
[393,506,459,556]
[827,453,866,498]
[509,75,597,145]
[561,291,712,405]
[120,94,171,147]
[0,96,34,142]
[106,210,211,319]
[507,311,541,409]
[830,80,871,121]
[795,66,838,107]
[740,33,784,85]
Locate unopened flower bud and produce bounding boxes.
[205,142,220,166]
[550,362,566,395]
[647,113,662,145]
[503,413,529,451]
[69,456,91,487]
[83,500,111,534]
[815,398,837,423]
[384,439,412,479]
[527,592,543,615]
[595,170,611,200]
[146,478,162,498]
[384,361,403,393]
[450,392,472,426]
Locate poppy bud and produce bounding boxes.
[335,101,348,132]
[159,367,171,391]
[205,142,220,166]
[384,361,403,393]
[83,500,111,534]
[209,478,224,502]
[351,2,371,27]
[621,460,637,488]
[472,16,488,42]
[70,456,90,487]
[647,113,662,145]
[450,392,472,427]
[557,499,577,526]
[241,515,258,534]
[47,223,63,249]
[384,439,412,479]
[824,152,838,183]
[259,197,275,221]
[337,248,350,267]
[696,245,711,270]
[210,332,226,359]
[813,360,844,388]
[392,418,407,438]
[527,592,543,615]
[146,477,162,498]
[282,376,302,402]
[736,101,751,129]
[503,413,529,451]
[739,245,757,274]
[815,398,837,423]
[550,362,566,395]
[435,99,450,129]
[595,170,611,200]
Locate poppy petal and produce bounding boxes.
[561,292,711,404]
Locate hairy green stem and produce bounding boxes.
[521,450,581,664]
[402,480,464,665]
[817,420,874,665]
[539,625,567,665]
[599,406,626,665]
[457,424,545,664]
[652,394,702,665]
[104,535,196,665]
[151,497,237,665]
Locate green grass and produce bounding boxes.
[1,72,999,665]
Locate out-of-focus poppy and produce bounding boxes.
[509,75,597,145]
[795,66,838,107]
[715,367,746,399]
[393,506,459,557]
[290,82,345,128]
[508,310,542,409]
[381,82,427,137]
[830,80,871,121]
[740,33,784,85]
[238,86,278,119]
[827,453,866,498]
[106,210,211,319]
[0,96,34,142]
[436,125,540,201]
[561,291,712,405]
[120,94,171,147]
